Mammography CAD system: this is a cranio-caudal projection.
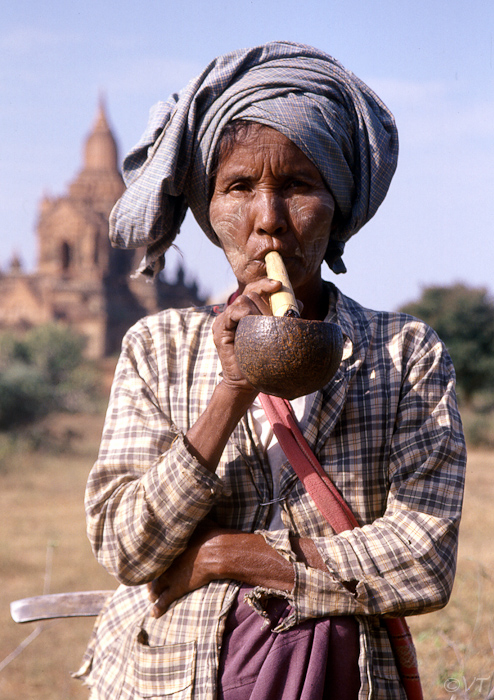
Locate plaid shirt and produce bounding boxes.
[77,286,466,699]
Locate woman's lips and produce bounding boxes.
[254,249,301,263]
[250,254,303,281]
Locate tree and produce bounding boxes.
[22,324,86,385]
[0,323,97,430]
[0,363,52,427]
[400,284,494,403]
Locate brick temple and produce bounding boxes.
[0,99,205,358]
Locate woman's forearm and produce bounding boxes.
[204,531,296,590]
[149,529,329,618]
[209,532,328,589]
[184,277,283,473]
[185,380,258,472]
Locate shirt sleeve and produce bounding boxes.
[252,325,466,630]
[85,320,225,586]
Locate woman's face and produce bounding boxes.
[209,125,335,303]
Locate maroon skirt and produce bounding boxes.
[217,586,360,700]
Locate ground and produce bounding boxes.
[0,413,492,699]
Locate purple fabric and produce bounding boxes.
[217,587,360,700]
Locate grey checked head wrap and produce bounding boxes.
[110,41,398,276]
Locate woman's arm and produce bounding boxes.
[148,524,326,617]
[184,278,279,471]
[276,325,466,627]
[85,278,281,586]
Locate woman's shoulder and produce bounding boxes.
[130,304,219,336]
[118,305,220,360]
[337,287,438,338]
[335,287,447,364]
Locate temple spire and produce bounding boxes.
[83,95,119,172]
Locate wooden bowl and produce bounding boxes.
[234,316,344,399]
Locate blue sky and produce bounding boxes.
[1,0,493,311]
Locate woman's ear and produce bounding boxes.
[329,200,342,234]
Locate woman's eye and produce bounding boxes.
[286,179,310,191]
[229,181,250,193]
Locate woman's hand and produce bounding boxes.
[212,278,281,392]
[148,521,222,618]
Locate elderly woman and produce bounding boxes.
[77,42,466,700]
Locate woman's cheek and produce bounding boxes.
[290,199,332,268]
[210,202,251,277]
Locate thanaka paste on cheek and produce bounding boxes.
[210,202,257,282]
[288,199,334,273]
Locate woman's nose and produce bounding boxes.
[254,191,288,237]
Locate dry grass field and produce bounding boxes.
[0,412,492,699]
[408,449,494,699]
[0,412,115,700]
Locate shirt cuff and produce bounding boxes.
[248,529,361,631]
[255,528,298,563]
[143,432,227,516]
[241,529,296,630]
[289,562,360,625]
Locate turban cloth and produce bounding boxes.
[110,41,398,276]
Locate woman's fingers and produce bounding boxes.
[239,277,282,314]
[212,279,281,388]
[151,589,172,618]
[213,279,281,341]
[148,521,223,618]
[147,576,165,602]
[222,279,281,323]
[147,571,182,618]
[148,576,174,617]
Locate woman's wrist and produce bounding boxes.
[216,377,258,412]
[290,537,327,570]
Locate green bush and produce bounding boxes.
[0,363,52,428]
[0,332,27,368]
[400,284,494,447]
[22,324,87,384]
[0,324,99,430]
[460,409,494,448]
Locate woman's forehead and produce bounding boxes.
[215,125,322,179]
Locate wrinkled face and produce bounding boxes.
[209,125,335,298]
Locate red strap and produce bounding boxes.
[259,394,358,532]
